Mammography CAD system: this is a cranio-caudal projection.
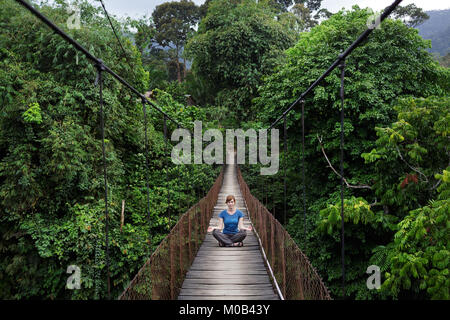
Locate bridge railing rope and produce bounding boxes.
[118,167,224,300]
[237,166,332,300]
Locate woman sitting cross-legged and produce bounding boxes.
[207,195,252,247]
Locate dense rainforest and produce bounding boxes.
[0,0,448,300]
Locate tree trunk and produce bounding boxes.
[183,56,187,79]
[176,45,181,83]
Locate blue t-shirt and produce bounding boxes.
[219,209,244,234]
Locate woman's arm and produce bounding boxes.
[207,218,224,232]
[238,217,252,231]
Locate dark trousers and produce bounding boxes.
[212,229,247,246]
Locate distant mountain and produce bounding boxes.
[415,9,450,56]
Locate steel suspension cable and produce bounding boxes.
[339,59,346,300]
[163,115,171,228]
[142,98,151,256]
[95,62,111,300]
[283,115,287,226]
[268,0,403,130]
[98,0,129,62]
[301,100,306,242]
[14,0,186,130]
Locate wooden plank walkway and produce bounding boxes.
[178,159,279,300]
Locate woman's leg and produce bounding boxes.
[212,229,234,246]
[230,230,247,243]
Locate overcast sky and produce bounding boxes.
[83,0,449,19]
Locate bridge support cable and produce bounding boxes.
[339,59,346,300]
[283,115,287,226]
[98,0,129,63]
[142,98,152,255]
[163,115,171,228]
[301,100,306,242]
[267,0,403,130]
[95,62,111,300]
[14,0,187,131]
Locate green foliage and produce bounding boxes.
[185,0,296,121]
[22,102,43,124]
[152,0,200,82]
[318,197,376,235]
[391,4,429,28]
[361,96,450,217]
[383,169,449,299]
[247,6,449,299]
[1,0,448,302]
[0,0,219,300]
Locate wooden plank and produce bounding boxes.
[186,271,269,278]
[181,278,272,285]
[194,255,262,260]
[179,289,276,296]
[189,263,266,269]
[189,267,267,272]
[198,247,260,252]
[197,244,260,249]
[195,252,262,257]
[191,258,265,264]
[190,260,266,266]
[200,241,259,245]
[189,265,266,270]
[189,262,266,267]
[178,295,278,300]
[180,284,274,290]
[192,254,264,259]
[202,239,259,243]
[199,245,260,249]
[196,246,260,251]
[201,240,259,245]
[204,236,259,242]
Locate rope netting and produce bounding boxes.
[236,166,332,300]
[118,167,224,300]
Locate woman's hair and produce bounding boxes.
[225,195,236,204]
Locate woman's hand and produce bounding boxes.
[246,225,253,231]
[207,226,215,233]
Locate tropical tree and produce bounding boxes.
[0,0,218,299]
[185,0,296,121]
[152,0,200,82]
[391,3,430,28]
[249,6,449,299]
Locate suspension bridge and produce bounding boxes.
[11,0,404,300]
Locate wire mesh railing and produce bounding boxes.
[118,166,224,300]
[236,166,332,300]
